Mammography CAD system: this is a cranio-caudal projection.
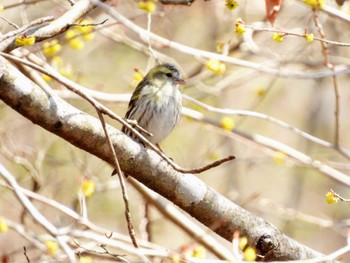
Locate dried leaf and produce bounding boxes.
[265,0,283,24]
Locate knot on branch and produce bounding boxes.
[256,234,276,255]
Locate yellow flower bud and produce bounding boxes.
[273,151,287,165]
[243,247,257,261]
[42,74,52,82]
[79,256,93,263]
[76,19,94,34]
[65,29,78,40]
[45,240,58,255]
[69,38,84,50]
[305,33,314,43]
[171,254,181,263]
[220,116,235,131]
[255,86,266,97]
[304,0,325,9]
[42,40,61,57]
[325,191,339,204]
[81,179,96,197]
[206,58,226,75]
[226,0,239,11]
[235,24,246,35]
[138,1,156,13]
[82,32,95,41]
[15,35,35,46]
[0,219,8,233]
[239,236,248,250]
[272,32,284,43]
[191,245,206,258]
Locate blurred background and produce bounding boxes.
[1,0,350,262]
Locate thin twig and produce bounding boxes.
[244,24,350,47]
[146,12,158,61]
[312,9,341,148]
[4,0,49,10]
[74,241,129,262]
[23,246,30,263]
[96,111,139,248]
[330,189,350,202]
[159,0,195,5]
[69,18,108,28]
[0,16,20,29]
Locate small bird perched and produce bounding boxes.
[122,63,185,146]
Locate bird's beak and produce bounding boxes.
[175,77,186,85]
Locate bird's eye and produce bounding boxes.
[165,72,173,78]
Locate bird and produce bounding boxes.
[112,63,185,176]
[122,63,185,146]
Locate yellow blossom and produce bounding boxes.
[75,19,95,41]
[79,256,93,263]
[208,152,220,161]
[206,58,226,74]
[0,219,8,233]
[171,254,181,263]
[304,0,325,9]
[42,40,61,57]
[216,42,225,53]
[272,32,284,43]
[191,245,206,259]
[273,151,286,165]
[239,236,248,250]
[15,35,35,46]
[52,56,63,67]
[65,29,78,40]
[69,38,84,50]
[130,69,144,88]
[42,74,52,82]
[305,33,314,43]
[326,191,339,204]
[243,247,257,261]
[82,32,95,41]
[234,18,246,35]
[220,116,235,131]
[59,67,74,79]
[138,1,156,13]
[0,6,4,11]
[235,24,246,35]
[226,0,239,11]
[76,19,94,34]
[81,179,96,197]
[45,240,58,255]
[255,86,266,97]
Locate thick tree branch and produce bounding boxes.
[0,57,326,261]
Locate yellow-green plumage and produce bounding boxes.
[122,63,184,144]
